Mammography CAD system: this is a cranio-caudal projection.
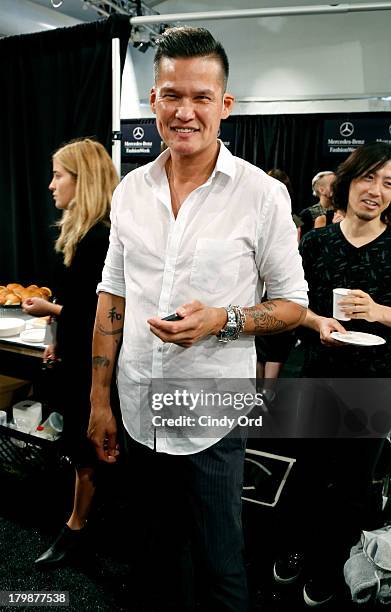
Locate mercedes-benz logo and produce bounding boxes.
[340,122,354,137]
[133,126,144,140]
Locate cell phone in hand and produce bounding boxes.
[162,313,183,321]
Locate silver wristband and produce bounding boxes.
[217,305,246,343]
[233,305,246,336]
[217,305,238,343]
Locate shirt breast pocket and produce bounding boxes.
[190,238,243,294]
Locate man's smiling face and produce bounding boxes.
[347,160,391,222]
[150,55,234,159]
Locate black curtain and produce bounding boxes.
[0,15,130,285]
[232,112,391,213]
[234,114,323,212]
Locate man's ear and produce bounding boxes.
[150,87,157,114]
[221,93,235,120]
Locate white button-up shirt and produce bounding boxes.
[98,142,308,454]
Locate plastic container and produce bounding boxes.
[34,411,63,441]
[12,400,42,433]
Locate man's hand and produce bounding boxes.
[147,300,227,348]
[317,316,347,346]
[87,406,119,463]
[338,289,382,323]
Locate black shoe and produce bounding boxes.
[303,579,334,607]
[34,525,86,567]
[273,552,304,584]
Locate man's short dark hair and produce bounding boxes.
[333,141,391,224]
[154,27,229,91]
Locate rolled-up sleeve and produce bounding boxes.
[256,182,308,307]
[97,183,126,298]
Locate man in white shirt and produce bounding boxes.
[88,26,307,612]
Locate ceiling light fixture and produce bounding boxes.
[80,1,179,53]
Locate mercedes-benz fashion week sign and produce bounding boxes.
[324,119,391,155]
[122,122,161,157]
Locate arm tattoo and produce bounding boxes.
[96,321,123,336]
[108,307,122,322]
[92,355,110,368]
[244,301,287,334]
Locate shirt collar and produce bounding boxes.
[145,139,236,187]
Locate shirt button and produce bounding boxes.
[157,346,162,352]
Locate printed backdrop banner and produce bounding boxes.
[324,118,391,155]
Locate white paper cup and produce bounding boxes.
[0,410,7,426]
[333,288,352,321]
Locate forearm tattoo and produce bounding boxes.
[92,355,110,368]
[96,304,124,336]
[96,322,123,335]
[108,307,122,322]
[244,301,287,334]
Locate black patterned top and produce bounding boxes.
[299,223,391,377]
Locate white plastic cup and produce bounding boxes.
[333,288,352,321]
[47,411,63,433]
[34,412,63,441]
[0,410,7,426]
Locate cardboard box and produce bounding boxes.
[0,375,32,412]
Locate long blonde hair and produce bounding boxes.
[54,138,119,266]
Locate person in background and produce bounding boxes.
[267,168,303,240]
[22,138,118,566]
[87,26,307,612]
[255,169,300,387]
[301,143,391,377]
[273,142,391,607]
[331,207,345,224]
[299,170,335,236]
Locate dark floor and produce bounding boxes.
[1,446,389,612]
[0,343,389,611]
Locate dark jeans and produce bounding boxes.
[124,430,249,612]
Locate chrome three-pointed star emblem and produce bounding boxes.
[340,122,354,137]
[133,126,144,140]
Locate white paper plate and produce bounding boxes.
[330,331,386,346]
[0,317,26,337]
[19,328,46,343]
[26,318,48,329]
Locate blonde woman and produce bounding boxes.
[23,138,118,566]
